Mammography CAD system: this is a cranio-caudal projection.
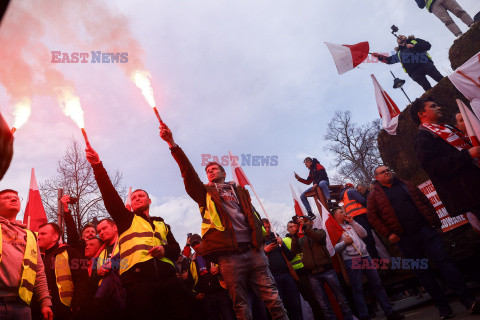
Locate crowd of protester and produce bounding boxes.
[2,101,480,320]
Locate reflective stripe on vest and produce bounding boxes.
[118,215,174,275]
[200,193,225,237]
[397,40,432,73]
[425,0,435,11]
[0,226,38,305]
[97,239,120,285]
[189,255,227,291]
[342,191,367,218]
[282,237,304,270]
[55,251,74,307]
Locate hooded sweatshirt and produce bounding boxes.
[333,221,369,260]
[213,182,251,243]
[0,217,51,309]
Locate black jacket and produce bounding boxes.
[379,38,433,75]
[43,243,89,319]
[297,158,329,186]
[264,233,294,277]
[414,126,480,216]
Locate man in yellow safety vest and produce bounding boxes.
[38,222,89,320]
[85,146,193,320]
[0,189,53,320]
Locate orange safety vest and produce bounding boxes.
[343,190,367,217]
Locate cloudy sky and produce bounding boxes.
[1,0,479,241]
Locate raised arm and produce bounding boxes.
[159,124,207,206]
[86,147,131,227]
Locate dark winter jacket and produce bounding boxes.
[415,0,437,12]
[378,38,433,75]
[414,126,480,216]
[367,178,441,239]
[64,209,86,258]
[43,243,89,319]
[297,158,329,186]
[291,225,332,274]
[170,146,264,261]
[264,233,294,277]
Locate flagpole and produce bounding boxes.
[248,184,280,239]
[27,216,31,230]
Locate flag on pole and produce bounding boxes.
[125,186,133,211]
[228,151,251,187]
[325,41,369,75]
[449,53,480,118]
[456,99,480,146]
[313,200,336,256]
[23,168,47,231]
[371,74,401,135]
[289,184,307,218]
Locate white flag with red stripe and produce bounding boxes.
[456,99,480,146]
[23,168,47,231]
[125,186,133,211]
[449,53,480,118]
[313,199,336,256]
[289,184,306,218]
[325,41,369,75]
[228,151,251,187]
[372,74,401,135]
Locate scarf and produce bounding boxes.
[421,123,471,151]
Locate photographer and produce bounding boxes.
[373,34,443,91]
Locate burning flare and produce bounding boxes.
[131,70,156,108]
[56,87,85,128]
[12,98,32,132]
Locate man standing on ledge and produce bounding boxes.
[85,147,192,320]
[159,124,287,320]
[411,97,480,221]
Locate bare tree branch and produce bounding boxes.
[324,111,382,185]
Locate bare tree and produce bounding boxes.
[40,138,125,234]
[325,111,382,185]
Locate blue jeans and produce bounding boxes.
[0,300,32,320]
[308,269,353,320]
[398,225,474,311]
[301,181,330,213]
[218,250,287,320]
[344,257,393,319]
[273,272,303,320]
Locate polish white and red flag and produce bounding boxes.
[228,151,251,187]
[371,74,401,135]
[23,168,47,231]
[125,187,133,211]
[456,99,480,147]
[325,41,369,75]
[449,53,480,118]
[289,184,306,218]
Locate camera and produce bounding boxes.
[391,25,399,33]
[67,197,78,204]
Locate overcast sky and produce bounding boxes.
[1,0,479,241]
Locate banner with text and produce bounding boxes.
[418,180,468,232]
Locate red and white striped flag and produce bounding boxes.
[289,184,306,218]
[456,99,480,146]
[228,151,251,187]
[449,53,480,118]
[325,41,369,75]
[125,186,133,211]
[23,168,47,231]
[372,74,401,135]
